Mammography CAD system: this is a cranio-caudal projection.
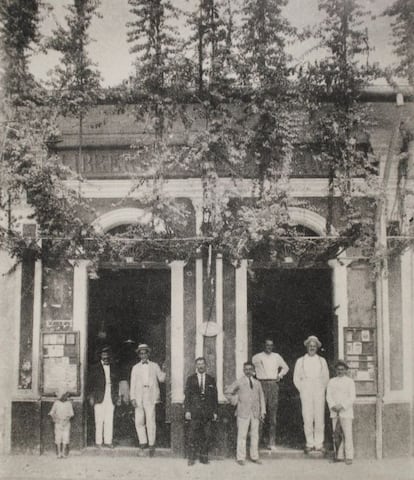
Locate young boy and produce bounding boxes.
[326,360,356,465]
[49,387,74,458]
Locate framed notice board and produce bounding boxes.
[40,331,80,396]
[344,327,376,395]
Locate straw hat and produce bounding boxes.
[136,343,151,353]
[304,335,322,348]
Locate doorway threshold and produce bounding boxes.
[83,446,173,457]
[259,446,308,459]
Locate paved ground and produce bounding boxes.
[1,453,413,480]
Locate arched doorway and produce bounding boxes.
[247,208,335,450]
[86,209,171,448]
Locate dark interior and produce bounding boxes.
[87,267,170,447]
[248,268,334,449]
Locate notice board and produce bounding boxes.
[41,331,80,396]
[344,327,376,395]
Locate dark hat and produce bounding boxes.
[335,359,349,370]
[98,345,112,354]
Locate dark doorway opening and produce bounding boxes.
[248,268,333,449]
[87,267,171,448]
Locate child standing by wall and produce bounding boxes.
[49,387,74,458]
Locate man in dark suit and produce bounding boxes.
[184,357,218,465]
[87,346,119,447]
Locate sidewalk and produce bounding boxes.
[1,454,413,480]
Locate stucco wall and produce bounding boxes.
[0,251,20,454]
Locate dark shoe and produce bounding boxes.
[237,460,245,466]
[200,459,210,464]
[187,459,195,466]
[345,459,353,465]
[251,459,262,464]
[264,445,272,451]
[140,443,148,450]
[304,447,312,454]
[149,447,155,457]
[104,443,114,449]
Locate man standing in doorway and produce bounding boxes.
[226,362,266,465]
[252,338,289,450]
[130,344,166,457]
[87,345,119,448]
[184,357,218,466]
[293,335,330,454]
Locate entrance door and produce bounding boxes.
[87,267,171,447]
[248,268,333,448]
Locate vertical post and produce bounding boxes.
[216,254,225,401]
[235,260,248,379]
[328,256,349,360]
[72,260,90,399]
[31,260,42,397]
[195,254,203,358]
[171,261,185,403]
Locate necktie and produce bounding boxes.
[249,377,253,389]
[200,375,204,394]
[142,361,148,364]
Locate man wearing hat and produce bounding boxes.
[293,336,330,453]
[87,346,119,448]
[130,344,166,456]
[326,360,356,465]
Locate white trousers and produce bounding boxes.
[300,380,326,449]
[94,396,114,445]
[332,417,354,460]
[237,415,259,461]
[134,399,156,446]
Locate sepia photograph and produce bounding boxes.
[0,0,413,479]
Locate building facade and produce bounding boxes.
[1,92,414,458]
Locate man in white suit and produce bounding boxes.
[293,335,330,454]
[130,344,166,456]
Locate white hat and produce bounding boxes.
[136,343,151,353]
[304,335,322,348]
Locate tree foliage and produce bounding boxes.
[384,0,414,87]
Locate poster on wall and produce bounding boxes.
[343,327,376,395]
[41,331,80,396]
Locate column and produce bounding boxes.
[235,260,248,378]
[398,249,412,400]
[195,254,203,358]
[216,254,225,401]
[31,260,42,396]
[171,261,185,403]
[328,256,349,360]
[72,260,90,399]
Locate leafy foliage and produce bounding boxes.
[384,0,414,87]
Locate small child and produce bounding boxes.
[49,387,74,458]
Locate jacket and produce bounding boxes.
[87,361,119,405]
[184,373,218,420]
[225,375,266,419]
[130,360,166,406]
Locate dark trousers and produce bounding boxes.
[260,380,279,447]
[188,416,212,460]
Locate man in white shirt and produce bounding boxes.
[252,339,289,450]
[130,344,166,457]
[326,360,356,465]
[293,335,330,454]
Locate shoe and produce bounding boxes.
[251,459,262,464]
[140,443,148,450]
[149,447,155,457]
[95,444,102,449]
[187,459,195,466]
[345,459,353,465]
[104,443,114,449]
[199,455,209,464]
[237,460,245,466]
[304,447,312,454]
[264,445,272,451]
[315,447,326,454]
